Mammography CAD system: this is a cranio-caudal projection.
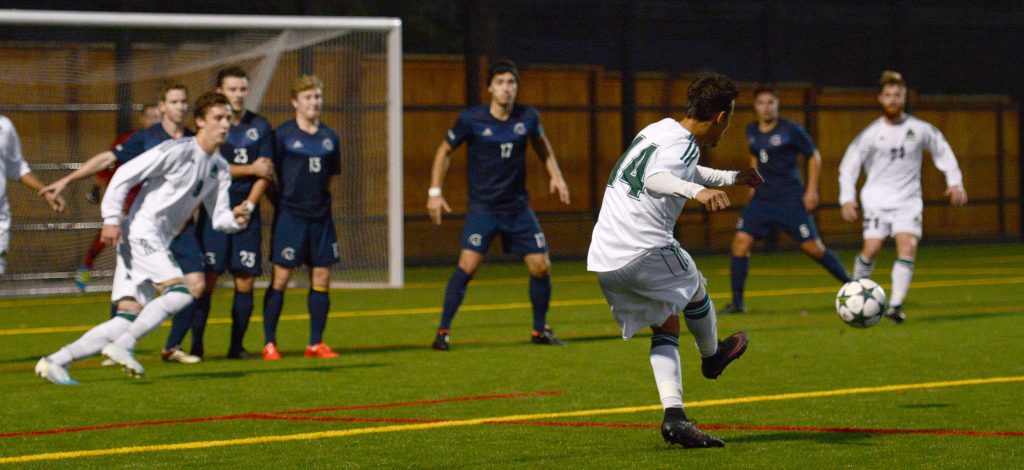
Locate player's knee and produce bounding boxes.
[457,251,484,275]
[731,234,752,257]
[526,256,549,277]
[234,274,255,293]
[311,268,331,289]
[802,240,825,259]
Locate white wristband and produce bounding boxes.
[243,201,255,214]
[428,187,442,197]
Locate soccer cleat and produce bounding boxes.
[432,330,451,351]
[227,349,254,360]
[305,343,340,358]
[74,266,91,293]
[101,344,145,378]
[721,303,745,314]
[161,347,202,364]
[661,417,725,448]
[262,342,282,360]
[701,332,749,380]
[884,305,906,324]
[100,358,116,367]
[35,357,78,385]
[531,326,565,346]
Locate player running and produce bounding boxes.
[839,70,967,323]
[35,92,251,384]
[260,75,341,360]
[75,104,161,291]
[724,85,850,313]
[0,115,64,275]
[163,66,275,360]
[426,59,571,350]
[588,72,762,448]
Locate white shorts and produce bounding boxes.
[862,205,923,240]
[594,243,703,339]
[111,238,184,306]
[0,199,10,275]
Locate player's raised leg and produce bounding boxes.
[853,238,884,280]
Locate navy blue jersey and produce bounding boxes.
[221,111,274,205]
[112,123,194,163]
[272,120,341,219]
[445,104,543,212]
[746,118,816,202]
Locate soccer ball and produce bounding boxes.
[835,279,887,328]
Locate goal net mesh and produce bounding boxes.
[0,19,398,295]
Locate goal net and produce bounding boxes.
[0,10,403,295]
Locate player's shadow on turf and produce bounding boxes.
[160,362,385,380]
[722,431,880,446]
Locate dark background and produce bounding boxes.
[2,0,1022,97]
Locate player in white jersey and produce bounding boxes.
[35,93,252,385]
[0,116,64,274]
[588,73,763,448]
[839,71,967,324]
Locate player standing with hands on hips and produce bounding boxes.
[426,59,571,351]
[588,73,762,448]
[839,71,967,324]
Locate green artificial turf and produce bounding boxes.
[1,243,1022,468]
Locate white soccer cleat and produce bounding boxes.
[101,358,116,367]
[101,344,145,378]
[35,357,78,385]
[161,347,202,364]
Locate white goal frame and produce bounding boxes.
[0,9,404,289]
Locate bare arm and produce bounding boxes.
[804,150,821,211]
[426,140,454,225]
[229,157,275,182]
[530,134,570,205]
[39,150,117,202]
[19,172,65,212]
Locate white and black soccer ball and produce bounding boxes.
[835,279,887,328]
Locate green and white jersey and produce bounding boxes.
[588,118,735,272]
[839,115,963,211]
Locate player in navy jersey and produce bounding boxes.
[724,85,850,313]
[260,75,341,360]
[426,60,571,350]
[163,66,276,360]
[40,84,213,364]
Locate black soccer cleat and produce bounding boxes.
[432,330,451,351]
[701,332,749,380]
[884,305,906,324]
[661,413,724,448]
[227,349,254,360]
[531,326,564,346]
[721,303,745,314]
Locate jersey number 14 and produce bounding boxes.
[607,134,657,199]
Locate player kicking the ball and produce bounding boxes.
[588,73,762,447]
[35,92,250,384]
[839,71,967,324]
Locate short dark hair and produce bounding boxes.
[193,92,230,120]
[487,59,520,85]
[216,66,249,88]
[684,72,738,121]
[160,83,189,102]
[753,84,778,99]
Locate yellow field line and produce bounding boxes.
[3,276,1023,337]
[1,375,1020,464]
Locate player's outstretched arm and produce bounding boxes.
[39,150,117,202]
[734,167,764,188]
[426,140,454,225]
[531,134,570,205]
[19,172,66,212]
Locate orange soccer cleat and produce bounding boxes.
[262,342,283,361]
[304,343,340,358]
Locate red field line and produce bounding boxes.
[0,391,560,439]
[492,420,1024,438]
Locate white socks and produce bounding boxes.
[113,290,194,350]
[890,257,915,307]
[853,255,876,280]
[47,314,135,366]
[650,333,683,409]
[683,294,719,358]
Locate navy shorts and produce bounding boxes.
[736,198,819,243]
[170,220,205,275]
[460,207,547,255]
[270,210,339,268]
[199,209,263,276]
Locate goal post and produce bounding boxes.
[0,10,403,295]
